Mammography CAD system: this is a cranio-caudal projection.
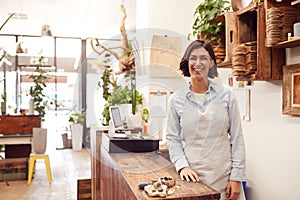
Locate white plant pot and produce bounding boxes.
[71,123,83,151]
[28,99,34,115]
[32,128,47,154]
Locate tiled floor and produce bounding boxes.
[0,148,91,200]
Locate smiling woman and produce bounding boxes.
[167,39,246,200]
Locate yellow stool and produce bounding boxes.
[27,153,52,185]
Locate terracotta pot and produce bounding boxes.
[32,128,47,154]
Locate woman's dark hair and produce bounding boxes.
[179,39,218,78]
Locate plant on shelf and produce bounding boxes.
[188,0,231,44]
[29,55,50,121]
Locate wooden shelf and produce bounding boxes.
[218,60,232,68]
[273,38,300,48]
[236,74,256,81]
[236,2,257,16]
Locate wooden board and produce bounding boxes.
[0,115,40,134]
[77,178,91,200]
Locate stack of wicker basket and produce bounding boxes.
[266,6,297,46]
[232,41,257,77]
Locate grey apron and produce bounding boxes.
[181,94,245,200]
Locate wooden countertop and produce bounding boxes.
[101,145,220,200]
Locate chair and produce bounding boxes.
[27,128,52,185]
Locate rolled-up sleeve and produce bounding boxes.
[228,88,247,181]
[166,93,189,172]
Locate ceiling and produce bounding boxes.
[0,0,136,39]
[0,0,137,73]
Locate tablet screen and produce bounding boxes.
[110,106,123,129]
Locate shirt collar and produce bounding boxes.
[185,77,220,97]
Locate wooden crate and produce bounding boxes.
[235,2,285,80]
[0,115,40,135]
[264,0,297,46]
[224,12,238,63]
[77,178,91,200]
[0,158,28,181]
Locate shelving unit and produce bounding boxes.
[235,2,285,80]
[262,0,300,115]
[217,2,288,80]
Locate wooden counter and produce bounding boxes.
[100,145,220,200]
[90,126,108,200]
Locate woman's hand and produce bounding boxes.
[226,180,241,200]
[179,167,200,182]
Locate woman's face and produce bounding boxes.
[188,47,214,80]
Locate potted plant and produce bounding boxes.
[188,0,231,44]
[101,84,143,126]
[68,109,86,125]
[99,67,144,126]
[141,108,149,134]
[68,109,86,151]
[29,55,50,121]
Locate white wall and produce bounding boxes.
[243,80,300,200]
[141,1,300,200]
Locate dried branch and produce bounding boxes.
[90,38,120,60]
[90,3,134,74]
[120,3,129,51]
[117,52,135,74]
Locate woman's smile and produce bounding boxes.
[192,65,205,72]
